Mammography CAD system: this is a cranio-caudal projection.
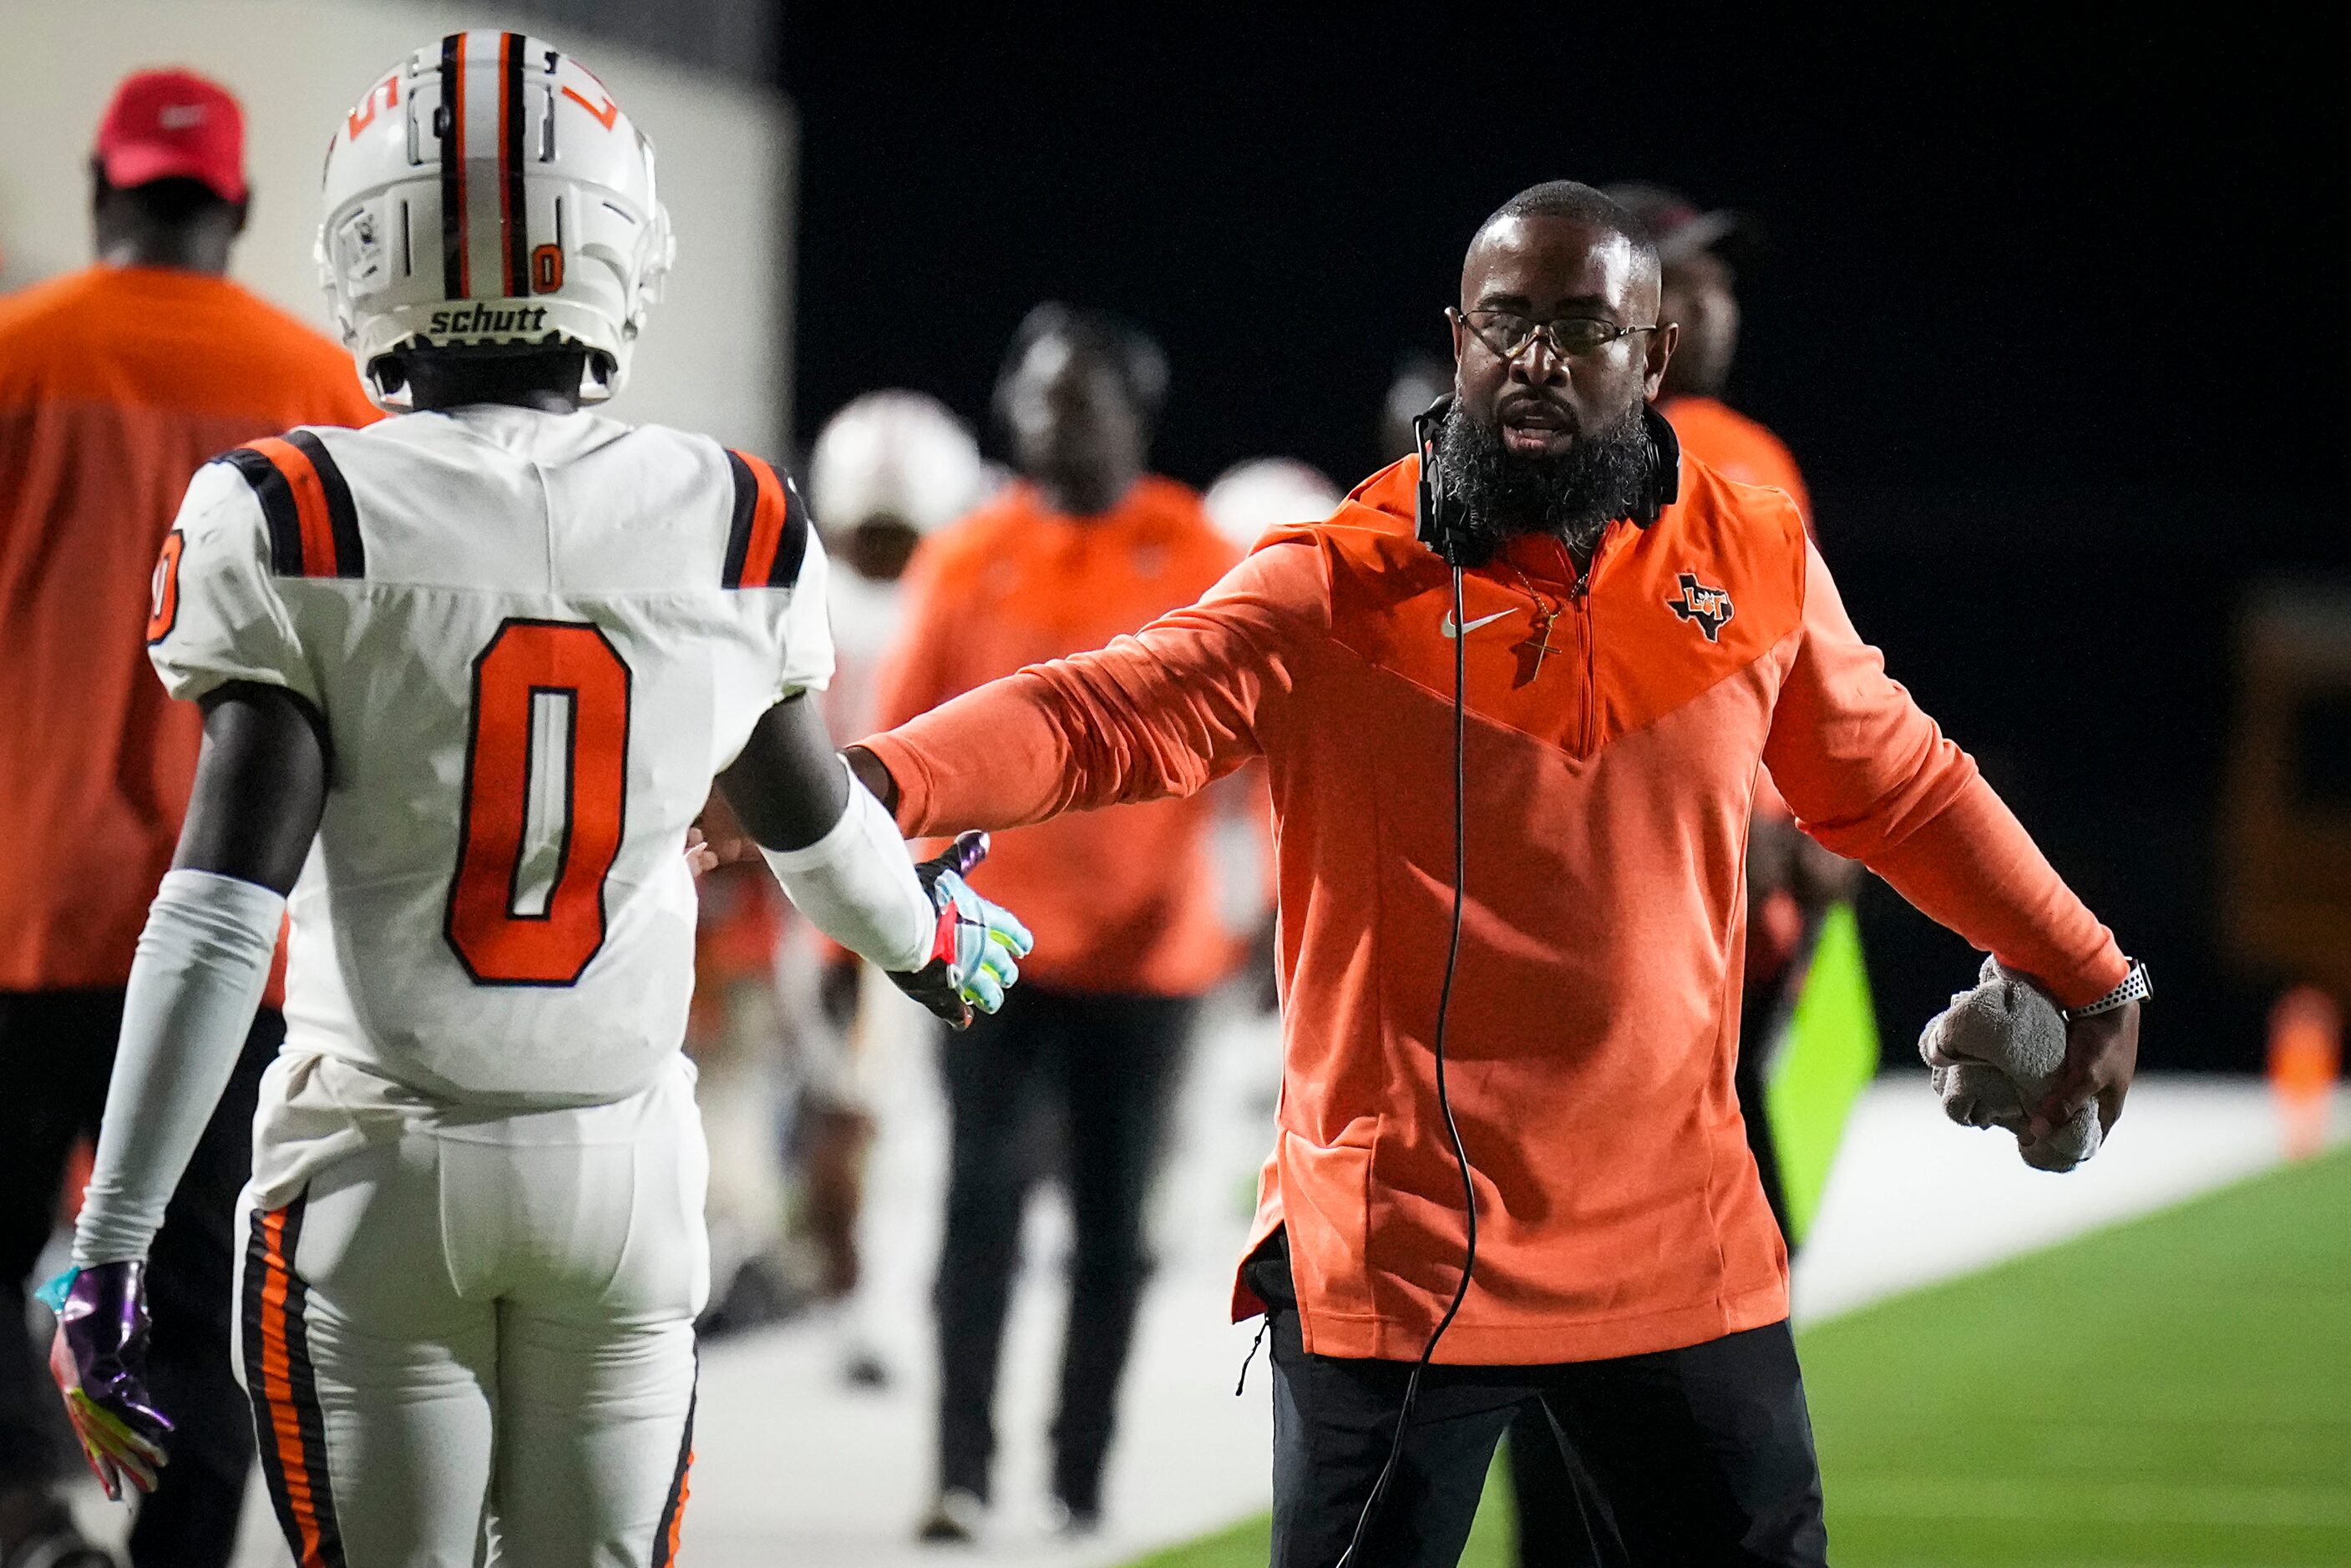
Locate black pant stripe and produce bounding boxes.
[218,448,305,576]
[283,431,367,579]
[651,1353,698,1567]
[241,1206,300,1558]
[274,1197,347,1564]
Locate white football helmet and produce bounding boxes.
[316,32,674,405]
[1203,458,1342,551]
[807,391,988,536]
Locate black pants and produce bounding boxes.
[1508,975,1801,1565]
[1247,1236,1827,1568]
[934,984,1194,1512]
[0,989,281,1568]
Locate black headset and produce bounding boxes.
[1336,392,1682,1566]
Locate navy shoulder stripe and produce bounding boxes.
[284,431,367,579]
[722,448,811,590]
[215,435,365,579]
[217,447,303,576]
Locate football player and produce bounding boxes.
[38,33,1029,1565]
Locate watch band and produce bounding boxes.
[2066,959,2151,1020]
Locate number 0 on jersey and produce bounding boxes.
[445,619,634,985]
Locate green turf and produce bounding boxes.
[1122,1146,2351,1567]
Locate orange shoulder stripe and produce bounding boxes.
[243,438,340,579]
[722,449,811,589]
[220,432,365,579]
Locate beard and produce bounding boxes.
[1431,396,1659,565]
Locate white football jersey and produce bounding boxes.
[149,405,831,1107]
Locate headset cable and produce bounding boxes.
[1334,561,1479,1568]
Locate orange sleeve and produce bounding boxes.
[313,348,383,428]
[338,381,387,428]
[859,533,1324,837]
[1763,540,2126,1008]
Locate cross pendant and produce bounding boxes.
[1515,611,1565,685]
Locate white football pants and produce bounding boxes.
[231,1058,710,1567]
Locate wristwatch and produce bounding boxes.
[2065,959,2151,1021]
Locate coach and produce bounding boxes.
[845,182,2142,1565]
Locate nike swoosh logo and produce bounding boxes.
[1440,609,1515,639]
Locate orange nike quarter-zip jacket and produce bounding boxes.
[859,452,2125,1365]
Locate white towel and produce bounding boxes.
[1918,956,2100,1172]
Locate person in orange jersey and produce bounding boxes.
[848,184,2144,1566]
[0,68,377,1568]
[874,305,1241,1542]
[1605,182,1812,529]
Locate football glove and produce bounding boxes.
[38,1261,172,1500]
[892,831,1033,1029]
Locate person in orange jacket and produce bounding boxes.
[0,70,377,1568]
[872,306,1241,1541]
[847,183,2144,1566]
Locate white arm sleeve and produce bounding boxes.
[72,870,286,1267]
[760,759,934,973]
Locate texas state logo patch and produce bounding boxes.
[1667,572,1735,642]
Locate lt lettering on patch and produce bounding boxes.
[1667,572,1735,642]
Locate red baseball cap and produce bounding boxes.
[93,68,246,205]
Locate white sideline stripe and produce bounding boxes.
[1791,1075,2348,1324]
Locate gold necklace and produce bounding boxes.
[1506,562,1568,679]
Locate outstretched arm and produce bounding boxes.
[717,694,1028,1027]
[849,534,1321,836]
[1763,541,2137,1136]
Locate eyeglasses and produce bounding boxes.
[1452,308,1659,362]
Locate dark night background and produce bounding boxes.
[777,12,2343,1071]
